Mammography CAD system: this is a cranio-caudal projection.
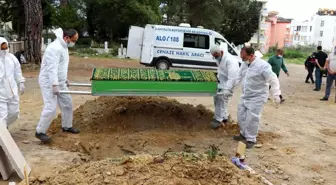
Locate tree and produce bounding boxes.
[161,0,262,45]
[86,0,162,41]
[42,0,56,30]
[23,0,43,64]
[219,0,262,45]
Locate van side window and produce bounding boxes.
[215,38,238,56]
[183,33,209,49]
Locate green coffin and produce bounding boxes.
[90,68,218,96]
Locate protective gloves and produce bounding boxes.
[65,80,70,87]
[216,88,224,95]
[223,89,233,97]
[52,85,60,95]
[19,83,25,95]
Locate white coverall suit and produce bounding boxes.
[36,28,73,134]
[214,53,239,122]
[237,58,281,143]
[0,37,25,127]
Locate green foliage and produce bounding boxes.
[160,0,262,45]
[75,37,93,48]
[266,46,314,59]
[219,0,262,45]
[42,0,55,29]
[52,5,85,32]
[283,49,306,58]
[86,0,162,41]
[2,0,261,50]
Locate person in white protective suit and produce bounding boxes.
[210,44,239,129]
[234,46,281,149]
[35,28,79,143]
[0,37,25,128]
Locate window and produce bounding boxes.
[183,33,209,49]
[215,38,238,56]
[320,31,323,37]
[302,26,308,32]
[321,20,324,27]
[296,26,301,31]
[295,36,298,41]
[310,26,312,32]
[318,41,322,46]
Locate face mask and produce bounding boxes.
[0,50,7,56]
[214,56,222,62]
[278,55,283,57]
[243,60,250,65]
[67,42,75,47]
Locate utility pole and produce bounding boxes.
[257,13,261,50]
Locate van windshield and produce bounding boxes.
[215,38,238,56]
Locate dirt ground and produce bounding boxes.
[2,56,336,185]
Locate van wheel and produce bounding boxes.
[156,59,170,70]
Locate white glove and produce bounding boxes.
[65,80,70,87]
[19,83,25,95]
[52,85,60,95]
[223,89,232,97]
[273,96,281,104]
[216,88,224,95]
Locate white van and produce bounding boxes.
[126,24,241,70]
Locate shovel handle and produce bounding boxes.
[68,83,91,87]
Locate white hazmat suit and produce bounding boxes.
[237,58,281,143]
[210,45,239,128]
[36,28,73,134]
[0,37,25,127]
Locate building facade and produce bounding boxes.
[265,15,292,49]
[248,2,292,53]
[248,0,269,53]
[290,9,336,51]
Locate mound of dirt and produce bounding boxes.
[32,153,264,185]
[48,96,280,160]
[50,96,214,133]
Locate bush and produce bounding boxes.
[266,46,312,59]
[283,49,306,58]
[76,37,93,48]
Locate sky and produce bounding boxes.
[266,0,336,21]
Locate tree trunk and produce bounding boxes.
[60,0,67,7]
[23,0,43,64]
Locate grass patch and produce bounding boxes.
[262,56,306,65]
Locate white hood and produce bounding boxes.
[0,37,9,57]
[0,37,8,45]
[53,28,64,39]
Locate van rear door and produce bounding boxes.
[140,25,154,64]
[126,26,144,60]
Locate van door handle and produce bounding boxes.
[206,52,210,53]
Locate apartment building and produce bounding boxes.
[291,9,336,51]
[265,15,292,49]
[248,0,269,52]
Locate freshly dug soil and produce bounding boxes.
[48,96,280,160]
[32,153,264,185]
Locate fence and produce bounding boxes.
[8,41,24,54]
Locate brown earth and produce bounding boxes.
[2,56,336,185]
[47,96,279,161]
[30,154,264,185]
